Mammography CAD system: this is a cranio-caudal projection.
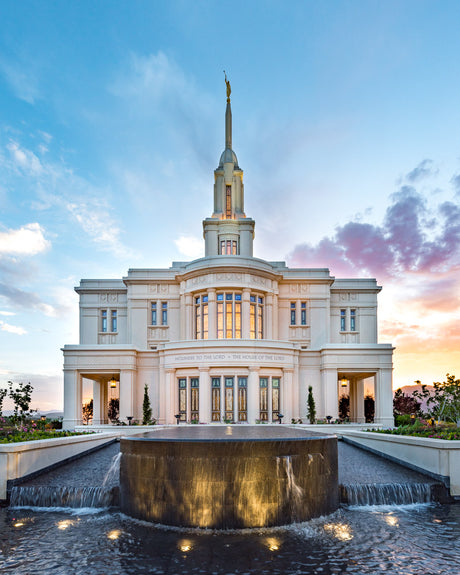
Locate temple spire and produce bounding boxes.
[224,71,232,150]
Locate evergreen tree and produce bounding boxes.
[142,384,152,425]
[307,385,316,424]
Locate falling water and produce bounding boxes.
[9,485,119,508]
[282,456,304,503]
[101,452,121,488]
[341,482,432,506]
[10,452,121,509]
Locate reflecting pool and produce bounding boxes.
[1,504,459,574]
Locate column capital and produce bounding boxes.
[249,365,260,373]
[199,367,210,373]
[165,368,176,375]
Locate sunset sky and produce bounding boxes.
[0,1,459,412]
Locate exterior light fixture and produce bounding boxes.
[109,377,117,389]
[175,414,181,425]
[340,377,348,388]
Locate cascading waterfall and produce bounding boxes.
[277,455,304,504]
[9,485,119,508]
[341,482,432,506]
[10,452,121,509]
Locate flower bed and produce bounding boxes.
[0,417,93,443]
[370,422,460,441]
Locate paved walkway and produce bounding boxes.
[20,439,436,489]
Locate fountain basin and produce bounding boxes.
[120,426,338,529]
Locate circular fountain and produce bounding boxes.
[120,426,338,529]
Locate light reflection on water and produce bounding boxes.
[1,504,460,574]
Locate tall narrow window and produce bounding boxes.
[111,310,117,332]
[178,378,187,421]
[235,294,241,338]
[190,378,199,421]
[151,302,157,326]
[162,302,168,325]
[290,302,296,325]
[257,297,264,340]
[238,377,247,421]
[212,377,221,421]
[101,310,107,333]
[225,377,234,421]
[217,293,224,338]
[232,240,238,255]
[250,295,264,339]
[225,293,233,338]
[250,296,256,339]
[301,302,307,325]
[272,377,280,422]
[195,295,209,339]
[350,309,356,332]
[225,185,232,218]
[259,377,268,421]
[340,309,346,331]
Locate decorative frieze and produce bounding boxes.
[148,284,169,294]
[99,293,119,303]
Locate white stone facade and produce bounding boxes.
[62,92,394,429]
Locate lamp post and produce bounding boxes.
[277,413,284,424]
[175,414,181,425]
[127,416,133,426]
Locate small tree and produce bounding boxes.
[142,384,152,425]
[107,398,119,422]
[393,388,421,416]
[339,394,350,420]
[364,394,375,423]
[0,387,7,416]
[8,381,34,424]
[82,399,93,424]
[307,385,316,424]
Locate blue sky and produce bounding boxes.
[0,0,459,411]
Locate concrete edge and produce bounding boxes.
[341,436,451,487]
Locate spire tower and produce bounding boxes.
[202,75,255,257]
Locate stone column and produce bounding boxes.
[165,368,176,425]
[119,369,136,424]
[321,368,339,420]
[158,359,166,424]
[374,369,393,428]
[272,291,279,340]
[356,378,366,423]
[179,291,186,340]
[199,368,211,423]
[185,294,193,340]
[92,379,103,425]
[282,368,294,422]
[265,294,273,339]
[208,289,217,339]
[242,288,251,339]
[248,366,260,423]
[63,369,82,429]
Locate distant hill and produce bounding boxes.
[394,384,435,413]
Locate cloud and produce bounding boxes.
[1,136,134,259]
[287,185,460,280]
[7,141,43,175]
[66,202,134,259]
[405,159,437,183]
[174,235,204,259]
[0,320,26,335]
[451,173,460,196]
[0,223,50,256]
[0,58,40,104]
[0,283,56,316]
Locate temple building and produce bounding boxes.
[62,82,394,429]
